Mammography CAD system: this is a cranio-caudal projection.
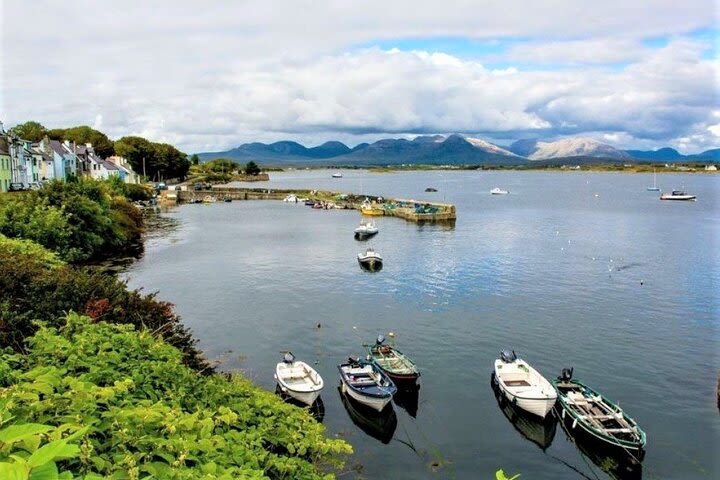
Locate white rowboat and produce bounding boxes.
[274,353,324,406]
[493,350,557,418]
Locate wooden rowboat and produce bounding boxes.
[552,368,646,453]
[365,335,420,387]
[338,357,397,412]
[274,352,324,406]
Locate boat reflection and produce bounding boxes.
[338,386,397,444]
[491,374,556,451]
[556,409,643,480]
[274,385,325,423]
[393,385,420,418]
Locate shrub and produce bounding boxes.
[0,315,351,479]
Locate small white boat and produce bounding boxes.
[332,172,343,178]
[493,350,557,418]
[354,220,379,239]
[283,194,299,203]
[338,358,397,412]
[274,352,324,406]
[660,190,696,201]
[358,247,383,271]
[491,187,509,195]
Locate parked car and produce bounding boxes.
[27,182,43,190]
[9,182,26,192]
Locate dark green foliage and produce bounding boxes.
[0,315,351,478]
[47,126,115,158]
[190,153,200,165]
[9,121,48,142]
[0,178,143,262]
[206,158,238,173]
[0,240,209,371]
[115,136,190,181]
[245,161,261,175]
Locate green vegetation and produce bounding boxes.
[0,314,351,479]
[191,154,200,165]
[0,178,143,263]
[8,121,48,143]
[245,161,261,176]
[47,126,115,159]
[114,136,190,181]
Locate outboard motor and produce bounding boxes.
[376,334,385,346]
[348,356,360,366]
[500,349,517,363]
[283,352,295,364]
[560,367,574,382]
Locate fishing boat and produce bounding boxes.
[274,352,324,406]
[365,334,420,387]
[491,187,509,195]
[552,368,646,453]
[360,201,385,216]
[338,357,397,412]
[332,172,343,178]
[358,247,383,271]
[354,220,379,240]
[338,386,397,444]
[493,350,556,418]
[660,190,696,201]
[425,187,438,192]
[646,169,660,191]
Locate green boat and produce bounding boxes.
[365,335,420,387]
[552,368,646,454]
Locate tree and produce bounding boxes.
[115,137,190,181]
[190,154,199,165]
[48,126,115,158]
[9,121,47,142]
[245,161,261,175]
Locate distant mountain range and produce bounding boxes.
[196,134,719,166]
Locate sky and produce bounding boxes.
[1,0,718,154]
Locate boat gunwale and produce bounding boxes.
[337,362,397,399]
[366,345,420,379]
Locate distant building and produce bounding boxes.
[0,132,11,192]
[106,155,141,184]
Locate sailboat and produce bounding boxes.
[646,169,660,191]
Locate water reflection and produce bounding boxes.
[393,385,420,418]
[491,375,556,451]
[556,409,643,480]
[338,386,397,444]
[274,385,325,423]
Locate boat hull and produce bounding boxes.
[341,381,392,411]
[276,384,321,406]
[275,361,324,406]
[354,230,378,240]
[660,195,695,200]
[358,258,383,271]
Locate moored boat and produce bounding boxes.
[491,187,509,195]
[358,247,383,271]
[493,350,556,418]
[646,169,660,191]
[332,172,343,178]
[552,368,646,453]
[338,385,397,444]
[365,334,420,387]
[274,352,324,406]
[338,357,397,412]
[660,190,696,201]
[354,220,379,240]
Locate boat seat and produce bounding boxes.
[505,380,531,387]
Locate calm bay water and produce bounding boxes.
[123,170,719,479]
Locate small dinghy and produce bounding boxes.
[338,357,397,412]
[660,190,696,201]
[354,220,379,240]
[493,350,556,418]
[552,368,646,453]
[365,334,420,387]
[491,187,509,195]
[358,247,383,271]
[274,352,324,406]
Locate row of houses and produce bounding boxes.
[0,122,141,193]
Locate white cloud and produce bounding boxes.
[1,0,718,153]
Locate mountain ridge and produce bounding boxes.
[196,135,718,166]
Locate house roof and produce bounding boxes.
[100,158,119,171]
[49,140,66,156]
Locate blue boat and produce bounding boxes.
[338,357,397,412]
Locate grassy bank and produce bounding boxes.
[0,179,351,478]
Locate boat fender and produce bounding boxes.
[572,418,577,429]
